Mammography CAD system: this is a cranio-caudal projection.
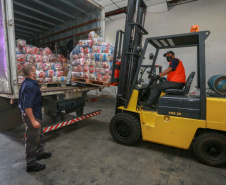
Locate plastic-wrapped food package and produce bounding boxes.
[72,66,78,72]
[79,58,85,65]
[37,78,45,83]
[71,59,80,66]
[107,53,114,61]
[43,55,49,63]
[45,70,55,77]
[17,54,26,62]
[37,71,46,78]
[43,63,52,71]
[78,65,83,72]
[25,46,33,54]
[18,76,25,83]
[79,53,85,58]
[52,76,67,83]
[26,54,35,63]
[84,58,90,65]
[16,46,26,54]
[95,67,101,73]
[17,39,26,47]
[49,54,57,62]
[95,61,101,68]
[36,63,43,71]
[89,66,95,73]
[89,73,96,80]
[92,38,103,46]
[88,31,101,40]
[55,71,64,77]
[17,62,23,71]
[72,72,79,78]
[105,69,112,76]
[89,59,95,66]
[97,74,102,81]
[61,58,67,63]
[84,47,92,54]
[63,63,70,71]
[85,53,92,59]
[79,40,92,47]
[32,46,39,54]
[34,55,43,63]
[71,54,78,60]
[79,47,84,53]
[61,76,67,83]
[83,65,89,72]
[101,43,110,53]
[83,72,89,79]
[78,72,84,78]
[101,61,110,69]
[45,77,52,83]
[53,63,63,71]
[102,75,110,82]
[92,45,101,53]
[100,68,105,74]
[42,47,52,56]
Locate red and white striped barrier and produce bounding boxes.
[43,110,102,133]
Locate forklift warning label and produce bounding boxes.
[169,112,181,116]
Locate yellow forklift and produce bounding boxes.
[110,0,226,167]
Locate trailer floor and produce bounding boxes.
[0,95,225,185]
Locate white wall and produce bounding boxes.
[102,0,226,95]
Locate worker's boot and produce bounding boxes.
[36,152,52,161]
[26,162,46,172]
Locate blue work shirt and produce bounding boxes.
[18,78,42,119]
[169,58,179,71]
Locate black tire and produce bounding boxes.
[193,132,226,167]
[109,112,141,146]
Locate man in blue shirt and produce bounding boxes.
[18,64,51,172]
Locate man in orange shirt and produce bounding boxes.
[141,51,186,107]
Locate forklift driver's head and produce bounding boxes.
[163,51,175,62]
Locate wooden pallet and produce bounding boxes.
[72,77,110,87]
[39,83,67,89]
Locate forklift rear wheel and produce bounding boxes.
[110,112,141,146]
[193,132,226,167]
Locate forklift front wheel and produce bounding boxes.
[110,112,141,146]
[193,132,226,167]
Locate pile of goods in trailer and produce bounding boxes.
[70,31,114,84]
[16,39,69,84]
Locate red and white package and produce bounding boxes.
[36,78,45,83]
[90,60,95,66]
[92,45,101,53]
[84,59,90,65]
[79,40,92,47]
[37,71,46,78]
[61,57,67,63]
[83,65,89,72]
[55,71,64,77]
[43,63,52,71]
[102,75,110,82]
[25,46,33,54]
[57,54,64,62]
[72,66,78,72]
[105,69,112,76]
[92,38,103,45]
[90,53,95,59]
[78,65,83,72]
[101,61,110,69]
[45,77,52,83]
[17,39,26,47]
[72,54,78,60]
[26,54,35,63]
[79,53,85,58]
[36,63,43,71]
[89,73,96,80]
[17,54,26,62]
[85,53,91,59]
[95,67,101,73]
[18,76,25,83]
[97,74,102,81]
[43,55,49,63]
[42,47,52,55]
[34,55,43,63]
[45,70,55,77]
[89,66,95,73]
[53,63,63,71]
[17,62,23,71]
[83,47,92,54]
[95,61,101,68]
[49,54,57,62]
[83,72,89,79]
[88,31,100,40]
[32,46,39,54]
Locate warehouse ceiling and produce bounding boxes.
[13,0,101,39]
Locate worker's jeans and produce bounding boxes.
[22,115,45,167]
[146,81,184,105]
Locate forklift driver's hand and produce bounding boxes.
[150,74,160,81]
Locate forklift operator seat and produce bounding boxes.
[164,72,196,95]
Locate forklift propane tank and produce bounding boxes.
[208,75,226,94]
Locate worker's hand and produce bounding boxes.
[150,74,160,81]
[31,120,41,128]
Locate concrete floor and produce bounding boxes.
[0,95,225,185]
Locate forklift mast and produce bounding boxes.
[112,0,148,108]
